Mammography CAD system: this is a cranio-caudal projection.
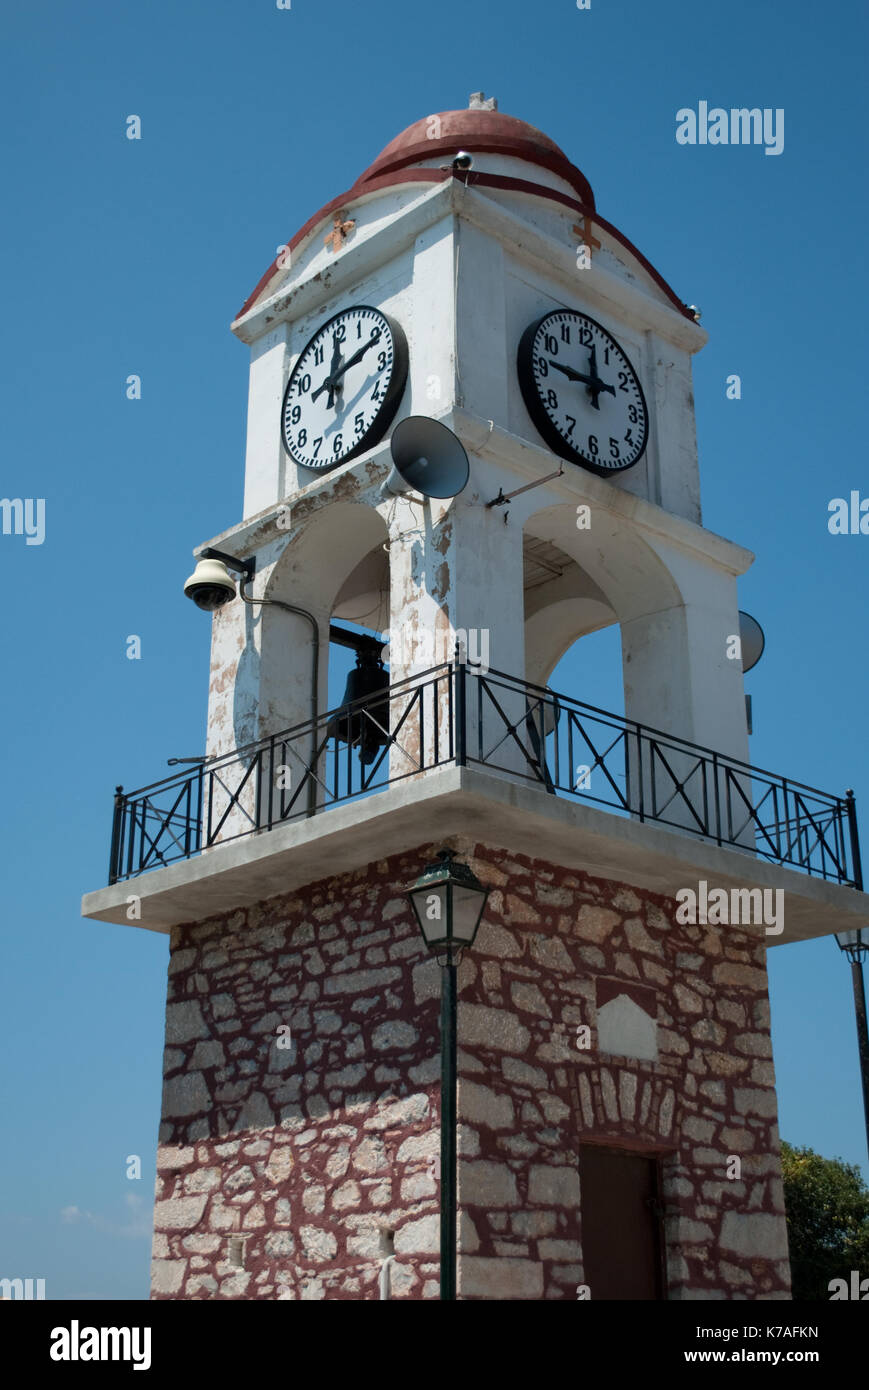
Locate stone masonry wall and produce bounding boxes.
[150,839,791,1300]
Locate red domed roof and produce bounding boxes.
[234,102,696,325]
[355,107,595,210]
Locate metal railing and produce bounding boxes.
[107,663,862,890]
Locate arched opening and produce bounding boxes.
[518,501,699,824]
[262,501,391,737]
[246,504,395,819]
[524,531,625,717]
[520,525,627,813]
[328,540,390,714]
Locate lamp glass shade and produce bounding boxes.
[835,928,865,952]
[406,852,489,953]
[451,884,487,946]
[410,883,449,947]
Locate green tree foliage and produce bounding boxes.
[781,1141,869,1299]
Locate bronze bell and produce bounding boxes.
[327,650,390,765]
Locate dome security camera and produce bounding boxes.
[183,556,238,611]
[452,151,473,171]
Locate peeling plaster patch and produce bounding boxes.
[433,519,453,556]
[433,562,450,604]
[410,538,425,586]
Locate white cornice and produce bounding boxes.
[232,178,706,354]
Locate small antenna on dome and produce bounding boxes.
[468,92,498,111]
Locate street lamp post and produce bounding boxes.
[835,926,869,1160]
[406,849,489,1301]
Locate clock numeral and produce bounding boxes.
[628,404,639,423]
[537,356,549,378]
[354,412,365,435]
[565,415,576,436]
[290,405,301,426]
[333,433,344,454]
[298,373,311,395]
[603,346,610,365]
[371,382,381,401]
[313,436,323,457]
[588,434,599,457]
[313,345,325,366]
[560,324,571,344]
[624,428,634,445]
[618,371,630,393]
[298,428,307,447]
[334,324,346,344]
[544,333,558,356]
[578,326,592,346]
[357,319,363,338]
[547,389,558,410]
[609,437,620,459]
[377,351,387,372]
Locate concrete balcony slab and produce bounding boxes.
[81,765,868,945]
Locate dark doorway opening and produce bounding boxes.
[580,1144,667,1300]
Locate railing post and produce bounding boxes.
[183,774,193,859]
[305,716,318,820]
[455,660,467,768]
[846,789,864,890]
[108,785,124,886]
[194,763,204,855]
[781,778,793,867]
[711,751,722,847]
[136,798,146,876]
[126,798,136,880]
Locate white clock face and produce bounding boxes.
[518,310,649,475]
[281,305,408,471]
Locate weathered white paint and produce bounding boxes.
[197,115,753,846]
[242,323,291,522]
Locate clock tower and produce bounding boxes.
[83,95,866,1301]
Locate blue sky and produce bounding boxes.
[1,0,867,1299]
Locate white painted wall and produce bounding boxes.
[203,142,750,802]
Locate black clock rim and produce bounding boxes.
[280,305,409,472]
[517,309,649,477]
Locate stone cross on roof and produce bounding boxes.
[324,210,356,254]
[468,92,498,111]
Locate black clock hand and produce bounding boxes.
[548,355,617,411]
[312,377,340,406]
[328,332,382,387]
[586,344,616,410]
[312,332,380,405]
[548,359,596,386]
[312,336,346,406]
[588,343,599,406]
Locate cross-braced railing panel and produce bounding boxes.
[463,667,859,887]
[106,662,862,890]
